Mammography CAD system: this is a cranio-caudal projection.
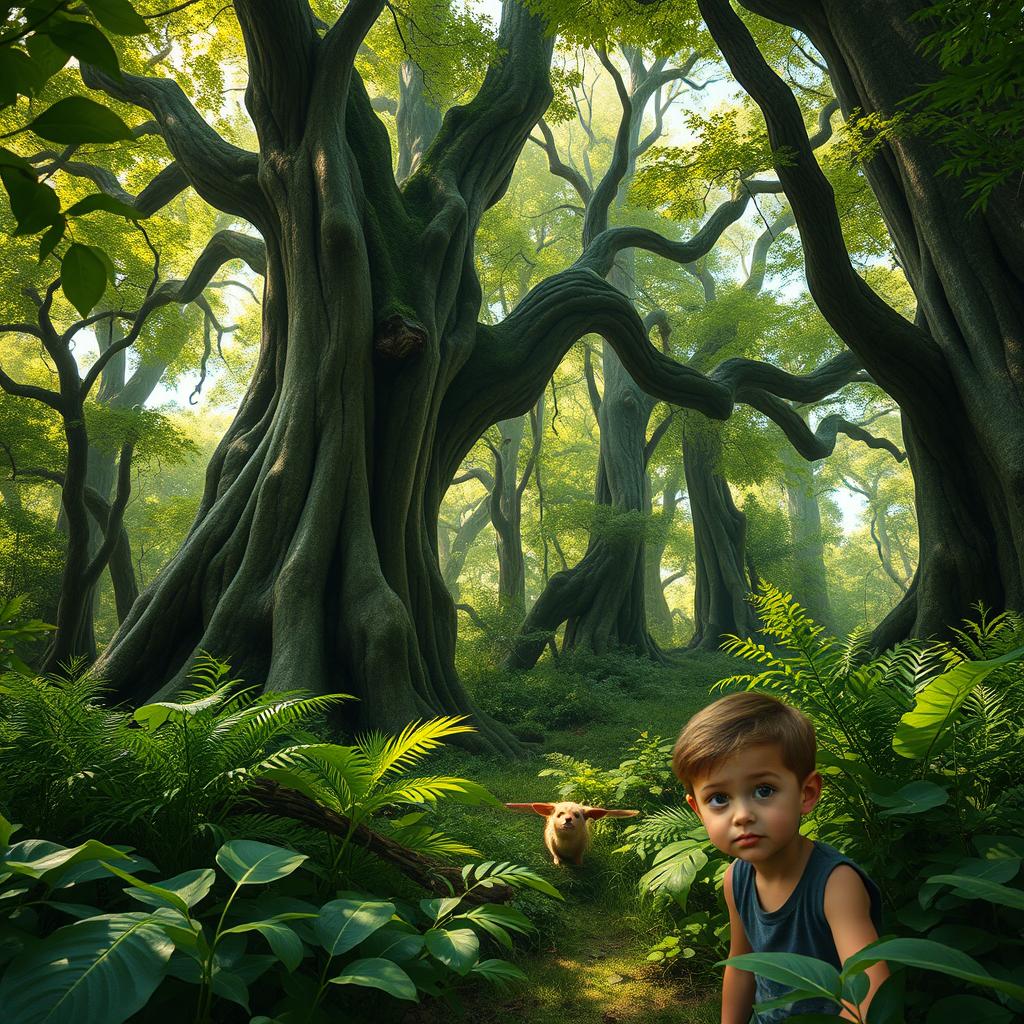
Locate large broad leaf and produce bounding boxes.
[84,0,149,34]
[43,20,121,76]
[65,193,143,220]
[104,863,216,915]
[0,912,174,1024]
[0,165,60,235]
[220,918,306,972]
[471,958,527,991]
[353,921,425,962]
[424,927,478,975]
[329,957,418,1001]
[215,841,307,886]
[843,937,1024,1001]
[718,952,841,1001]
[639,840,708,908]
[315,898,394,957]
[869,780,949,817]
[133,685,233,730]
[27,97,134,144]
[893,645,1024,759]
[925,873,1024,911]
[4,838,128,884]
[61,243,108,318]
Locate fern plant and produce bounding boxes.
[0,652,347,870]
[255,714,504,886]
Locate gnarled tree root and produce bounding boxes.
[233,778,512,905]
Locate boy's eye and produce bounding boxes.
[706,793,729,808]
[754,783,776,799]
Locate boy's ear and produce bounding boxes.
[800,771,823,814]
[685,793,702,820]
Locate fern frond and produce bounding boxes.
[361,716,475,781]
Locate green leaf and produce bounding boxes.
[61,243,108,317]
[104,863,215,915]
[133,685,233,730]
[0,812,14,849]
[0,912,174,1024]
[27,96,134,144]
[869,780,949,816]
[4,838,128,884]
[38,217,65,263]
[0,48,43,106]
[424,927,478,975]
[329,957,418,1001]
[0,165,60,235]
[926,994,1015,1024]
[315,898,394,957]
[65,193,143,219]
[84,0,149,35]
[471,958,527,990]
[24,33,70,82]
[221,919,305,972]
[215,841,307,886]
[353,921,425,962]
[718,952,841,1001]
[925,873,1024,911]
[893,645,1024,759]
[43,19,121,77]
[843,937,1024,1001]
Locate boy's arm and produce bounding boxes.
[824,865,889,1021]
[722,861,756,1024]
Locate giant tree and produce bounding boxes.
[697,0,1024,643]
[38,0,906,753]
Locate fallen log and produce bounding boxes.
[233,777,512,905]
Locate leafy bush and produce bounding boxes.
[465,648,664,733]
[0,815,560,1024]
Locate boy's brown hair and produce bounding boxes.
[672,691,816,794]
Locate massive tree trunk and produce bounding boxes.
[683,415,758,649]
[702,0,1024,643]
[81,1,874,747]
[562,330,662,658]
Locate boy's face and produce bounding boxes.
[685,743,822,863]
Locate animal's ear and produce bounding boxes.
[583,807,641,819]
[504,802,556,817]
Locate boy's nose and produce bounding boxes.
[732,802,755,825]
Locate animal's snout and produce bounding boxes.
[559,819,576,829]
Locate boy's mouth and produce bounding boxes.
[734,834,762,847]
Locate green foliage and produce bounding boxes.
[0,3,150,259]
[909,0,1024,211]
[0,817,558,1022]
[0,653,348,867]
[0,593,52,674]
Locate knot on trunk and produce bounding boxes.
[374,314,427,360]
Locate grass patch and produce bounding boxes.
[396,649,735,1022]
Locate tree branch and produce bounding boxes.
[695,0,944,401]
[79,64,262,224]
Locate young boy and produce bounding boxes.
[672,691,888,1023]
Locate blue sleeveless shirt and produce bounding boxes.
[732,840,883,1023]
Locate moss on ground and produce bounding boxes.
[394,649,736,1023]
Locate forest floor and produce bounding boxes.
[393,649,738,1024]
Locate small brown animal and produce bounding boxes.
[505,801,640,866]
